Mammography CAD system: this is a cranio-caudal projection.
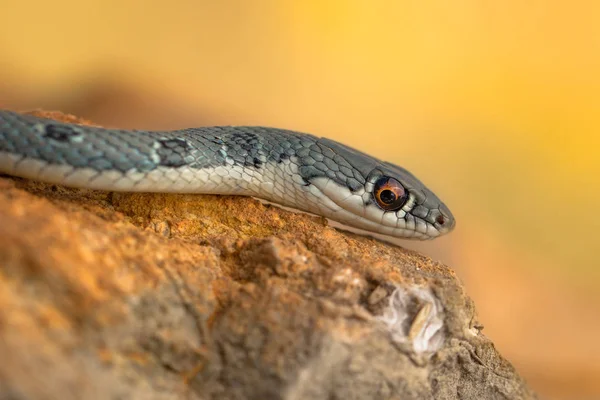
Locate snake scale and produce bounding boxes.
[0,110,455,239]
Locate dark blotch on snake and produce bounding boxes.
[229,132,268,168]
[43,124,81,142]
[252,157,263,168]
[231,132,258,154]
[157,138,191,168]
[276,152,290,163]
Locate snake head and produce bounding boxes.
[365,162,456,239]
[309,138,455,240]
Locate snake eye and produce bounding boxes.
[373,176,408,211]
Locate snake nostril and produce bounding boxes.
[435,215,446,225]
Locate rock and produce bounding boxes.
[0,111,537,400]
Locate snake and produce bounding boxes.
[0,110,455,240]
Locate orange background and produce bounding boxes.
[1,1,599,398]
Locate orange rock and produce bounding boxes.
[0,111,536,399]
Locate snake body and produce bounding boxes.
[0,110,455,239]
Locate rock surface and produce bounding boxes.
[0,111,537,399]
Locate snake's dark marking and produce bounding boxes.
[43,125,82,142]
[252,157,263,168]
[159,138,190,150]
[230,132,258,154]
[156,138,191,168]
[228,132,268,168]
[276,151,291,163]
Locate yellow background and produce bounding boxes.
[1,1,598,398]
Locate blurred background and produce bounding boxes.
[1,1,598,398]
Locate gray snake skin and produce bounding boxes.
[0,110,455,239]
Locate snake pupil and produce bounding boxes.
[380,189,396,204]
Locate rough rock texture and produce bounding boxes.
[0,111,537,400]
